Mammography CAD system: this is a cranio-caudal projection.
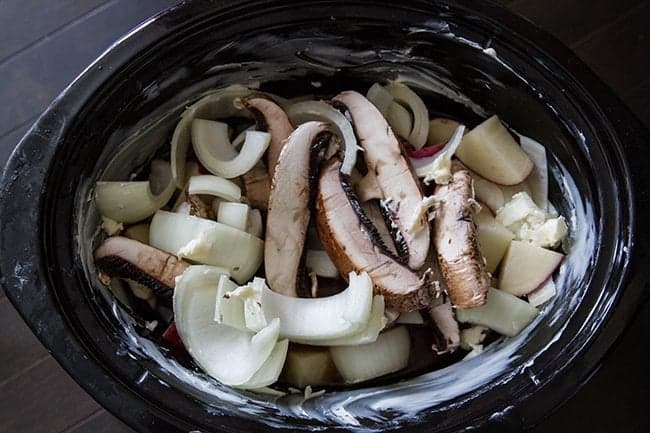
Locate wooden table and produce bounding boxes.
[0,1,648,432]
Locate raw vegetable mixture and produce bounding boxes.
[93,82,568,392]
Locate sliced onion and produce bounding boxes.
[214,274,246,330]
[396,310,424,325]
[171,85,255,187]
[95,160,175,223]
[286,101,359,175]
[385,101,413,140]
[293,295,386,346]
[366,83,394,114]
[217,202,249,231]
[385,82,429,149]
[329,326,410,384]
[188,175,241,202]
[195,130,271,179]
[246,209,263,238]
[305,249,339,278]
[257,272,373,341]
[192,119,237,160]
[518,134,549,210]
[124,223,150,244]
[175,201,191,215]
[173,265,280,386]
[456,288,539,337]
[149,210,263,284]
[236,339,289,389]
[411,124,465,184]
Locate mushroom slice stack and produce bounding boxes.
[316,160,434,312]
[433,170,490,308]
[264,122,332,297]
[94,236,189,297]
[333,91,430,270]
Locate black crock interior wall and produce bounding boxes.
[31,2,631,432]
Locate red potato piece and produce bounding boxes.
[499,240,564,296]
[433,170,490,308]
[455,115,534,186]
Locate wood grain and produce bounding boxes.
[0,297,48,383]
[0,357,100,433]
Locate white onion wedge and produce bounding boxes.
[149,210,263,284]
[236,339,289,389]
[171,85,254,187]
[411,125,465,184]
[305,249,338,278]
[366,83,394,114]
[246,209,263,238]
[456,288,539,337]
[286,101,359,175]
[95,160,175,223]
[396,310,424,325]
[187,175,241,202]
[292,295,386,346]
[173,265,279,386]
[191,119,237,160]
[214,274,246,330]
[385,101,413,140]
[195,130,271,179]
[519,134,549,210]
[385,82,429,149]
[330,326,410,384]
[217,202,249,231]
[256,272,373,341]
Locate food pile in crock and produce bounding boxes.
[93,82,568,392]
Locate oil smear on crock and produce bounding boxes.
[77,19,595,431]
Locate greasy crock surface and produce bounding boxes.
[1,1,649,432]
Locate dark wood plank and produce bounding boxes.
[508,0,645,45]
[0,297,48,383]
[0,0,178,137]
[533,300,650,433]
[0,357,100,433]
[0,0,108,62]
[621,79,650,129]
[573,1,650,97]
[64,410,134,433]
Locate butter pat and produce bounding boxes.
[496,192,567,248]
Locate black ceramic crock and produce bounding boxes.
[1,1,649,432]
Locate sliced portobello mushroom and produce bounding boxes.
[238,96,294,179]
[242,161,271,209]
[94,236,189,297]
[333,91,430,270]
[316,159,434,312]
[433,170,490,308]
[187,194,213,219]
[428,296,461,354]
[264,122,331,297]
